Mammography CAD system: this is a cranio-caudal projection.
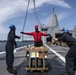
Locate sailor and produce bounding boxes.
[74,58,76,71]
[53,30,76,75]
[21,25,50,47]
[5,25,20,74]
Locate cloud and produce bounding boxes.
[57,13,69,21]
[40,12,70,26]
[48,0,71,8]
[35,0,71,8]
[0,0,71,23]
[0,0,27,23]
[0,0,71,40]
[0,25,8,35]
[39,12,47,16]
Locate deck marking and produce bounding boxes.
[0,46,27,55]
[0,51,5,54]
[45,44,65,63]
[0,44,33,55]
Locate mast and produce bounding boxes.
[53,8,55,14]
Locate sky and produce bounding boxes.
[0,0,76,40]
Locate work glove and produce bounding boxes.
[18,36,20,39]
[20,32,25,34]
[48,34,50,36]
[15,35,20,39]
[15,44,18,48]
[47,34,52,37]
[53,38,58,42]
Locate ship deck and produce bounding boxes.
[0,44,76,75]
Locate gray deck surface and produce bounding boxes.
[0,45,76,75]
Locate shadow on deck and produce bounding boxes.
[14,58,65,75]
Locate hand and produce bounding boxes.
[18,36,20,39]
[47,34,50,36]
[15,45,17,48]
[53,38,58,42]
[20,32,24,34]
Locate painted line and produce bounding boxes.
[0,46,27,55]
[45,44,65,63]
[0,44,33,55]
[0,51,5,54]
[14,46,27,52]
[14,44,33,52]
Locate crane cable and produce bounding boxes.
[21,0,30,45]
[22,0,30,32]
[21,0,42,45]
[33,0,42,27]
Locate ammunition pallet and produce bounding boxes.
[25,46,48,72]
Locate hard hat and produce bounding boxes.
[9,25,16,29]
[35,25,38,28]
[63,30,69,33]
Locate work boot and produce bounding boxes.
[7,67,17,74]
[64,73,71,75]
[74,68,76,71]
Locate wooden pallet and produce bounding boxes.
[25,46,48,72]
[25,67,48,72]
[26,46,48,52]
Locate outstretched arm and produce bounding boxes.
[53,38,58,42]
[41,32,49,36]
[20,32,33,35]
[15,35,20,39]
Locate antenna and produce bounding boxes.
[53,8,55,14]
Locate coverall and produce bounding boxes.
[5,29,19,68]
[58,33,76,75]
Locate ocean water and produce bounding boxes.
[0,41,33,52]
